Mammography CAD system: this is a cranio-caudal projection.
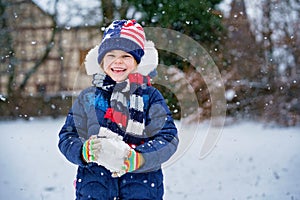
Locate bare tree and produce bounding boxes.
[7,0,58,96]
[0,0,17,97]
[101,0,114,24]
[258,0,300,125]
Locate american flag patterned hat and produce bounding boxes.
[97,19,145,64]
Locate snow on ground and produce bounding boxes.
[0,117,299,200]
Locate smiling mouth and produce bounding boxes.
[111,68,126,73]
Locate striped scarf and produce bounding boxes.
[93,73,151,137]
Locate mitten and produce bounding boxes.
[95,136,131,172]
[112,149,144,177]
[82,135,102,163]
[124,149,144,173]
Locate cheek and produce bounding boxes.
[102,61,110,71]
[103,64,108,70]
[131,66,138,72]
[126,60,137,71]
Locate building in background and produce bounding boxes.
[1,0,100,97]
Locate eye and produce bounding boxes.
[122,54,132,59]
[106,54,115,58]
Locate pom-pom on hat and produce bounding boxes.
[97,19,145,64]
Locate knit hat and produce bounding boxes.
[85,41,158,77]
[97,19,145,64]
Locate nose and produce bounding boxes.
[113,56,124,64]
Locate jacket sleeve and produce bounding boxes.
[135,88,179,172]
[58,92,89,167]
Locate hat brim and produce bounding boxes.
[97,38,144,64]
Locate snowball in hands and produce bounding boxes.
[82,127,138,175]
[96,136,131,172]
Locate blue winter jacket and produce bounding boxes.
[58,85,178,200]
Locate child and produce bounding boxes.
[58,19,178,200]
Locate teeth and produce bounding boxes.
[112,68,126,72]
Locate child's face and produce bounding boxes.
[102,50,137,82]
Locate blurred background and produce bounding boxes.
[0,0,299,127]
[1,1,300,199]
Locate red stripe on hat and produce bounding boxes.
[121,30,145,48]
[123,19,135,27]
[121,27,145,40]
[121,32,144,49]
